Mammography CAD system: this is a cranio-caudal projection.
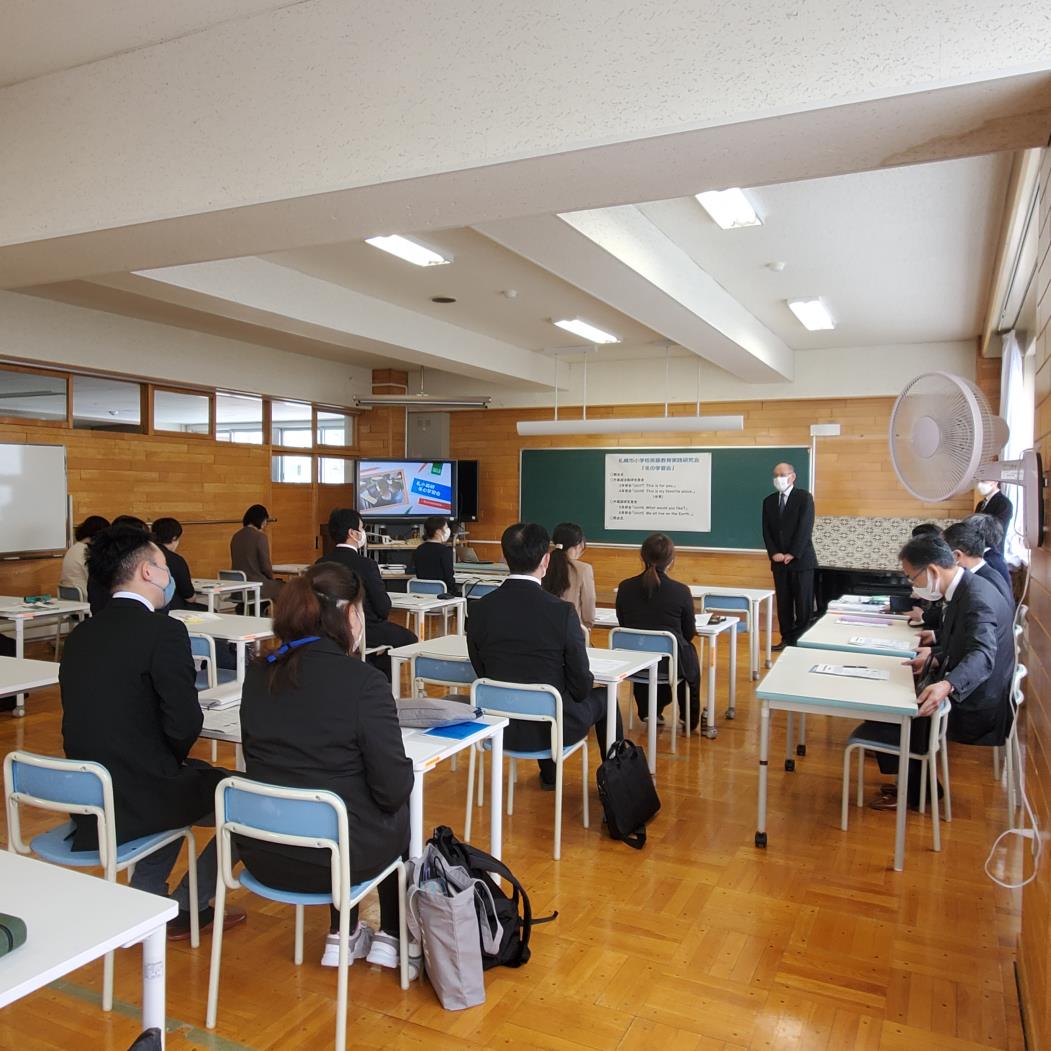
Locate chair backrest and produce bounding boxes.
[1013,663,1028,708]
[219,569,248,582]
[609,627,677,661]
[189,633,217,688]
[702,594,749,613]
[463,580,499,600]
[408,578,445,596]
[215,776,350,906]
[929,699,953,753]
[472,679,561,723]
[57,584,85,603]
[3,751,117,871]
[414,655,476,690]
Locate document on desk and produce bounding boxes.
[848,636,914,651]
[810,663,890,681]
[168,610,222,624]
[589,657,625,675]
[836,616,893,627]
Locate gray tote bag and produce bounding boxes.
[407,847,500,1011]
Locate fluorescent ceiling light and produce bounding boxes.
[787,298,836,331]
[364,235,451,267]
[516,415,743,436]
[354,394,490,409]
[695,188,762,229]
[552,318,620,344]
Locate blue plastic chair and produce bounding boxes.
[190,634,238,691]
[4,750,200,1011]
[206,777,409,1051]
[471,679,588,861]
[407,578,451,636]
[610,628,684,748]
[462,580,500,601]
[841,699,953,851]
[700,594,750,634]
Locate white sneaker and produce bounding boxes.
[320,922,373,967]
[366,931,422,981]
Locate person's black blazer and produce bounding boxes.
[316,545,392,626]
[615,570,699,682]
[975,491,1013,548]
[161,547,198,612]
[240,639,412,880]
[983,547,1012,589]
[937,570,1015,746]
[975,562,1013,608]
[412,541,458,596]
[762,488,817,571]
[60,598,221,849]
[87,572,109,614]
[466,578,592,753]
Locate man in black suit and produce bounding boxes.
[761,462,817,648]
[317,508,416,677]
[61,525,243,938]
[974,481,1013,551]
[466,522,622,790]
[861,534,1015,809]
[942,520,1014,608]
[970,514,1013,590]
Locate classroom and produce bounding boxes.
[0,5,1049,1050]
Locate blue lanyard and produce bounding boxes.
[266,635,321,663]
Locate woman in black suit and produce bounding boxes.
[239,563,416,974]
[411,516,458,596]
[615,533,701,728]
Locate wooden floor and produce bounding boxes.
[0,634,1029,1051]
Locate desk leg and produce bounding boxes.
[235,744,244,772]
[391,656,406,700]
[750,600,759,681]
[456,600,465,636]
[235,642,246,683]
[142,924,167,1045]
[409,774,425,859]
[797,714,808,757]
[784,713,796,772]
[647,665,658,775]
[764,597,773,669]
[703,635,717,739]
[206,592,216,613]
[756,702,770,847]
[605,685,617,760]
[254,587,262,618]
[893,717,911,872]
[489,728,503,860]
[14,618,25,717]
[726,622,737,719]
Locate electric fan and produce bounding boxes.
[888,371,1045,549]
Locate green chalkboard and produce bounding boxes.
[520,446,811,551]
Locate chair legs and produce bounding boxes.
[205,870,228,1030]
[507,759,516,816]
[553,757,564,861]
[294,904,305,966]
[396,861,410,990]
[464,746,476,841]
[335,904,350,1051]
[580,745,589,831]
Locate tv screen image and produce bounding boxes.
[357,460,454,516]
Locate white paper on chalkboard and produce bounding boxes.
[604,452,711,532]
[0,443,68,555]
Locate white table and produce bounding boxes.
[591,609,739,734]
[200,704,507,861]
[798,613,921,659]
[191,578,263,616]
[755,646,918,871]
[0,655,60,696]
[688,586,775,681]
[387,635,662,776]
[389,593,466,638]
[271,563,310,576]
[0,852,177,1045]
[827,598,910,621]
[168,611,274,681]
[401,718,508,858]
[0,597,89,716]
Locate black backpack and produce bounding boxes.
[428,825,556,969]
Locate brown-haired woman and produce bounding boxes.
[238,562,417,974]
[614,533,701,728]
[541,522,596,633]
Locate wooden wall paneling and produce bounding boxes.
[1019,145,1051,1051]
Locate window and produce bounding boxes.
[272,454,312,484]
[153,389,211,435]
[317,409,354,447]
[319,457,353,484]
[216,392,264,444]
[72,375,143,433]
[0,366,66,421]
[271,400,313,448]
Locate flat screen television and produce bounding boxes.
[355,459,455,518]
[455,459,478,522]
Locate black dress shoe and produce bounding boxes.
[771,641,787,652]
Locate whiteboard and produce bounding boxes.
[0,444,69,554]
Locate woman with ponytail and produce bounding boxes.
[541,522,596,632]
[615,533,701,728]
[238,563,417,975]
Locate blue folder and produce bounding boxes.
[425,721,482,740]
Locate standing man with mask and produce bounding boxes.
[761,462,817,649]
[974,480,1013,551]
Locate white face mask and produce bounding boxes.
[773,476,791,493]
[912,569,943,603]
[977,481,996,497]
[440,527,451,542]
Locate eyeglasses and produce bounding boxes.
[904,567,928,585]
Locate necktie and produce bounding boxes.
[779,492,787,515]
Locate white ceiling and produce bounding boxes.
[0,0,297,88]
[634,154,1012,349]
[265,229,662,352]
